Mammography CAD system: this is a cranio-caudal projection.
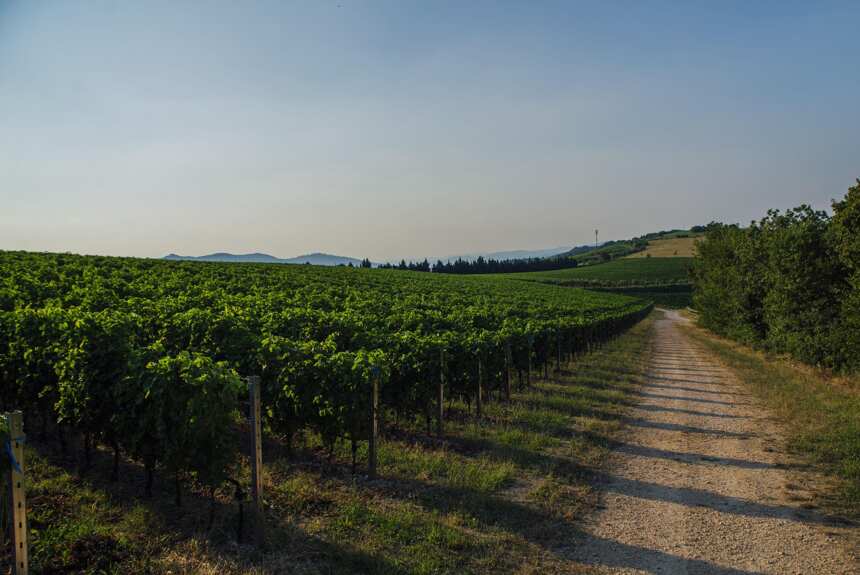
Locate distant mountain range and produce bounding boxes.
[432,246,571,264]
[163,252,366,266]
[162,246,576,267]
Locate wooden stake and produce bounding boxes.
[368,369,379,478]
[247,377,264,547]
[556,330,562,382]
[437,349,445,437]
[476,355,483,418]
[504,342,512,402]
[6,411,28,575]
[527,340,532,388]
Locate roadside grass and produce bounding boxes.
[684,325,860,516]
[10,316,655,574]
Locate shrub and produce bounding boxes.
[692,181,860,372]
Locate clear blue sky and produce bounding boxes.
[2,1,858,260]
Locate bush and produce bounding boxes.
[692,180,860,372]
[831,180,860,370]
[757,206,845,365]
[692,223,766,345]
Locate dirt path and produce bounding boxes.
[567,309,858,574]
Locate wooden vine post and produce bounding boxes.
[437,349,445,437]
[247,377,265,547]
[526,336,533,388]
[544,335,549,380]
[476,354,483,418]
[5,411,28,575]
[504,342,512,402]
[368,367,380,478]
[556,330,562,382]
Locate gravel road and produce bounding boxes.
[568,309,858,574]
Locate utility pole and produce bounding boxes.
[595,229,599,248]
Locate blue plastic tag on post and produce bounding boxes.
[4,436,24,474]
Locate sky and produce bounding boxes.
[1,1,859,261]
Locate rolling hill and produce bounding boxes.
[495,257,693,284]
[624,235,701,258]
[554,228,703,265]
[491,246,697,308]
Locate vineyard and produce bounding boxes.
[492,257,692,284]
[624,236,700,258]
[0,250,651,562]
[491,257,694,308]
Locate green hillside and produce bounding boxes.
[555,228,704,265]
[495,257,693,284]
[492,257,694,308]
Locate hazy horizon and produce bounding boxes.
[163,244,576,265]
[2,1,858,261]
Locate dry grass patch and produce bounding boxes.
[626,236,701,258]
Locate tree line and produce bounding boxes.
[692,179,860,372]
[377,255,579,274]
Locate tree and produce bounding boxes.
[691,223,766,344]
[831,180,860,369]
[692,182,860,372]
[757,206,845,365]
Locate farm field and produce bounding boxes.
[585,284,694,309]
[0,250,652,573]
[489,257,695,309]
[492,257,693,285]
[624,236,701,258]
[5,317,657,574]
